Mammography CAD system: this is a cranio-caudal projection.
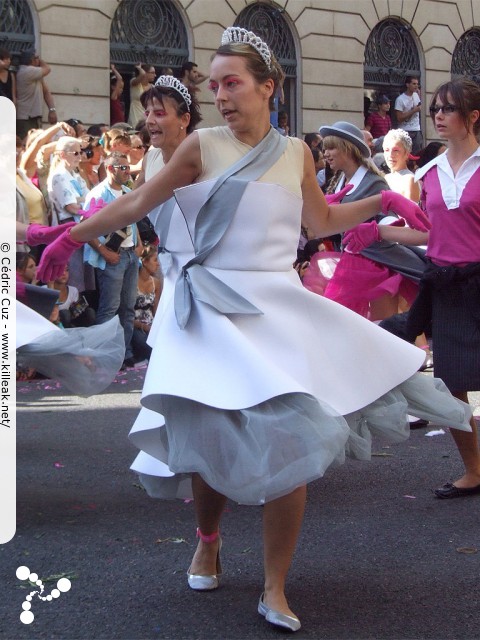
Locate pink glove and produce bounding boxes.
[36,228,84,283]
[26,222,75,246]
[79,198,107,220]
[342,221,380,254]
[325,184,354,205]
[381,191,431,232]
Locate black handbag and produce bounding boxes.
[104,228,128,252]
[136,216,158,246]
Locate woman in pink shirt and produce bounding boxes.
[412,78,480,499]
[344,79,480,498]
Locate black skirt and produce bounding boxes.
[432,278,480,392]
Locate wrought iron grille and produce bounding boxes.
[110,0,188,72]
[364,19,420,89]
[451,28,480,84]
[234,3,297,77]
[0,0,35,59]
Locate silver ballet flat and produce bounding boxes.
[187,531,222,591]
[258,592,301,632]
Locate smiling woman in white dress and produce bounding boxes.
[37,29,471,633]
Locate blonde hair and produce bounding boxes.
[103,128,132,152]
[383,129,412,153]
[49,136,80,173]
[323,135,384,177]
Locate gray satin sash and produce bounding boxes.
[149,198,177,274]
[174,127,288,329]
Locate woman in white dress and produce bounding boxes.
[37,29,471,632]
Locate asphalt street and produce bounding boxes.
[3,366,480,640]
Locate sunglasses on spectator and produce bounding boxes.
[429,104,458,115]
[112,164,130,170]
[131,144,144,149]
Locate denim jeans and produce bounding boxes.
[96,248,138,359]
[132,327,152,362]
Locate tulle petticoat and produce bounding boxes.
[132,373,471,505]
[17,316,125,396]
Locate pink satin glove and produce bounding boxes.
[26,222,76,246]
[325,184,354,205]
[342,221,380,254]
[36,229,84,283]
[79,198,107,220]
[381,190,431,232]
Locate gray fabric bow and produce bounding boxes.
[174,128,288,329]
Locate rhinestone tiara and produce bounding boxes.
[154,75,192,110]
[221,27,272,69]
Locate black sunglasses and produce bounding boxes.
[429,104,458,115]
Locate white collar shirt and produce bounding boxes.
[415,146,480,210]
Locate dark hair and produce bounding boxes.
[65,118,84,136]
[141,245,158,262]
[311,147,320,163]
[103,128,131,151]
[430,78,480,137]
[87,124,106,137]
[0,48,10,60]
[16,252,35,271]
[416,141,446,168]
[180,61,197,75]
[140,85,202,134]
[214,42,285,112]
[304,132,322,149]
[135,63,155,77]
[405,75,419,85]
[19,50,35,65]
[137,125,151,147]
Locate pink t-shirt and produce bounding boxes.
[417,149,480,266]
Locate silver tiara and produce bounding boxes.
[221,27,272,69]
[154,75,191,110]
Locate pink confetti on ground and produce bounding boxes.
[54,462,65,468]
[403,495,416,499]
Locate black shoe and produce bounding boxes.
[121,357,136,370]
[409,418,429,429]
[434,482,480,499]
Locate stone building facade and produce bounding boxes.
[3,0,480,141]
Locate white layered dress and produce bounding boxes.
[129,127,471,505]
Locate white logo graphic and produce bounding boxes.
[16,565,71,624]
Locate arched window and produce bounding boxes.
[364,18,421,124]
[110,0,188,74]
[451,28,480,84]
[110,0,189,125]
[0,0,35,62]
[234,2,298,134]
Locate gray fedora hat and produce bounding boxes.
[319,121,371,158]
